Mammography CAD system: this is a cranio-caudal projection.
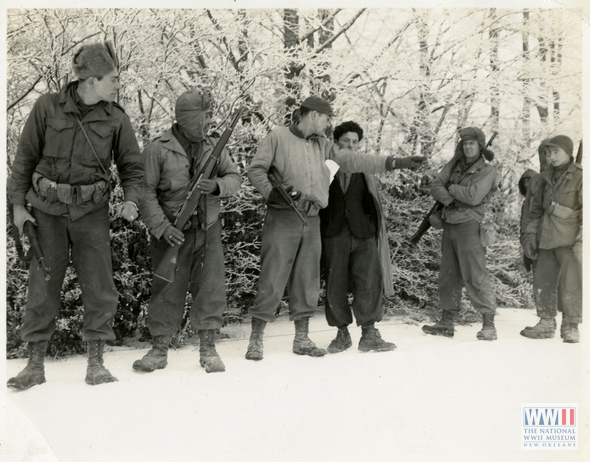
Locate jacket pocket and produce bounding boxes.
[44,118,75,159]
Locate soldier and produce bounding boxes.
[132,89,242,373]
[319,121,396,353]
[520,135,582,343]
[422,127,498,341]
[245,96,425,360]
[7,42,143,390]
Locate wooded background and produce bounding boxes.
[5,8,583,357]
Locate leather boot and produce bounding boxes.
[7,341,48,391]
[520,317,556,339]
[476,313,497,341]
[132,335,170,372]
[198,330,225,373]
[327,326,352,354]
[85,340,118,385]
[292,317,327,357]
[245,317,266,361]
[562,323,580,344]
[358,325,396,352]
[422,310,456,338]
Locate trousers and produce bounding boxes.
[21,205,118,342]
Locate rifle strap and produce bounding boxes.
[75,116,110,177]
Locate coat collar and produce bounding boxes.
[58,81,117,122]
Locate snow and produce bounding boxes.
[2,308,589,462]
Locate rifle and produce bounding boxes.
[575,140,582,164]
[154,107,243,283]
[409,131,498,245]
[8,204,50,280]
[268,169,308,226]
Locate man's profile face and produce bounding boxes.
[313,111,331,136]
[93,69,121,103]
[336,131,360,153]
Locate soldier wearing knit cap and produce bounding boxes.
[7,42,143,390]
[134,89,242,374]
[245,95,425,360]
[422,127,498,341]
[520,135,582,343]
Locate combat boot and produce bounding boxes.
[560,318,567,339]
[562,323,580,344]
[85,340,118,385]
[520,317,556,339]
[245,317,266,361]
[293,317,327,357]
[422,310,456,338]
[7,341,48,391]
[358,325,396,352]
[132,335,170,372]
[198,330,225,373]
[327,326,352,354]
[476,313,497,341]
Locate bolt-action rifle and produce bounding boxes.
[154,108,243,283]
[409,131,498,245]
[9,204,50,280]
[268,169,308,226]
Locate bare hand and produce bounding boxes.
[196,178,219,195]
[118,201,139,222]
[163,225,185,247]
[13,204,36,234]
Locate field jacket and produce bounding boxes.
[247,125,390,216]
[523,161,582,249]
[140,128,242,239]
[9,81,143,221]
[431,155,497,224]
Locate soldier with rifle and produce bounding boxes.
[520,135,582,343]
[421,127,499,341]
[7,42,143,390]
[245,95,425,361]
[133,89,242,374]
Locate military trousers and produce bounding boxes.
[439,220,496,315]
[249,207,321,323]
[21,205,119,342]
[147,220,226,336]
[534,247,582,323]
[322,223,383,327]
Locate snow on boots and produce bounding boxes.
[562,323,580,344]
[476,313,497,341]
[292,317,327,357]
[327,326,352,354]
[198,330,225,373]
[358,325,396,352]
[520,317,556,339]
[7,341,48,391]
[85,340,118,385]
[132,335,170,372]
[422,310,456,338]
[245,317,266,361]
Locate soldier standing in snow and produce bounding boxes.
[132,89,242,373]
[520,135,582,343]
[245,96,425,361]
[422,127,498,341]
[7,42,143,390]
[319,121,396,354]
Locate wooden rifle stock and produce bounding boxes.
[268,170,308,226]
[409,131,498,245]
[154,108,243,283]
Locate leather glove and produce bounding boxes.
[393,156,427,170]
[196,178,219,195]
[521,233,538,260]
[268,186,301,205]
[162,223,185,247]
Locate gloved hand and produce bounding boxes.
[196,178,219,195]
[162,223,185,247]
[118,201,139,222]
[268,186,301,205]
[394,156,427,170]
[38,177,58,202]
[521,233,538,260]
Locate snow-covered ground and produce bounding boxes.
[2,308,588,462]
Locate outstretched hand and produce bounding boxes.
[395,156,427,170]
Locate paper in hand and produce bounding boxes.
[325,159,340,184]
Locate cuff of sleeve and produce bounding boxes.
[386,156,395,171]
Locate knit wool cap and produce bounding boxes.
[458,126,494,161]
[545,135,574,157]
[175,89,213,142]
[72,43,117,80]
[300,95,334,117]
